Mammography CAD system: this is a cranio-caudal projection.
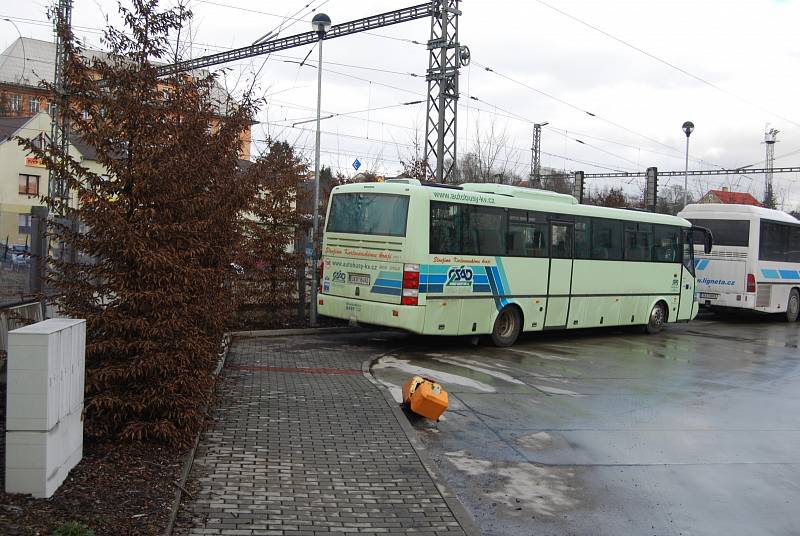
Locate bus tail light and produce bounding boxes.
[402,288,419,306]
[402,264,420,305]
[403,263,420,289]
[318,261,324,293]
[747,273,756,293]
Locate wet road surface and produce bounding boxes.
[370,316,800,536]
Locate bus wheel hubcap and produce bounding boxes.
[650,306,664,327]
[790,296,799,317]
[498,311,514,337]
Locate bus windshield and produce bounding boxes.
[327,192,410,237]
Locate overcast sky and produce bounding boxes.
[3,0,800,208]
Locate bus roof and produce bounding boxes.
[679,203,800,224]
[331,180,691,227]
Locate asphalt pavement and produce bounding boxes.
[371,315,800,536]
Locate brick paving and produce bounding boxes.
[173,333,471,536]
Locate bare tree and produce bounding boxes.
[470,115,510,182]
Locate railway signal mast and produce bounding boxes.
[156,1,466,184]
[49,0,72,212]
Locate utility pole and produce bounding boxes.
[764,125,779,208]
[424,0,468,183]
[529,122,547,188]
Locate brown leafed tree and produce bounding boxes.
[587,186,630,208]
[19,0,259,447]
[235,140,308,327]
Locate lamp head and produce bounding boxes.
[311,13,332,35]
[682,121,695,137]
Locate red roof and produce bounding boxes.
[707,190,762,206]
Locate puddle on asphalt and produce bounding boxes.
[372,356,497,393]
[428,356,527,386]
[533,385,584,397]
[445,449,578,517]
[515,431,553,450]
[508,348,575,362]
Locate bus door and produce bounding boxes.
[678,228,696,320]
[546,222,574,327]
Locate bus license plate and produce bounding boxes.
[699,292,719,299]
[348,273,371,285]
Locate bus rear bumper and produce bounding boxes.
[698,291,755,310]
[317,294,426,334]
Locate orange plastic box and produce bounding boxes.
[402,375,448,421]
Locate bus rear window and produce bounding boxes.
[687,219,749,247]
[327,193,409,237]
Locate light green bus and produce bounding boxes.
[317,179,711,346]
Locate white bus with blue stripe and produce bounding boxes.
[318,179,710,346]
[678,203,800,322]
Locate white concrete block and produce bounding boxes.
[5,319,86,498]
[5,393,49,431]
[7,319,86,431]
[6,369,48,396]
[5,407,83,498]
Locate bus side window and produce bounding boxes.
[790,227,800,263]
[430,202,460,254]
[574,218,591,259]
[591,219,623,260]
[551,223,573,259]
[654,225,680,262]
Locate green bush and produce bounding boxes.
[52,521,96,536]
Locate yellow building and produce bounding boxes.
[0,112,105,247]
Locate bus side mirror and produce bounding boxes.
[693,226,713,254]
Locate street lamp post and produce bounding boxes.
[682,121,694,208]
[3,19,26,85]
[309,13,331,327]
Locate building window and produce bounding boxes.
[29,98,40,114]
[18,214,32,235]
[10,94,22,112]
[82,109,90,120]
[19,174,40,196]
[48,102,57,115]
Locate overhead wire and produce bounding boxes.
[532,0,800,129]
[472,58,711,162]
[5,5,751,182]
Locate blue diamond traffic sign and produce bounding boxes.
[352,159,361,171]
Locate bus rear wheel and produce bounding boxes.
[787,289,800,322]
[491,306,521,347]
[644,302,666,334]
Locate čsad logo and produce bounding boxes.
[447,266,474,286]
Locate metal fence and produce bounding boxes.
[0,209,35,306]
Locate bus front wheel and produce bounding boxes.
[644,302,666,334]
[491,306,521,347]
[787,289,800,322]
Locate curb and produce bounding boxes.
[163,332,232,536]
[361,355,482,536]
[229,326,372,338]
